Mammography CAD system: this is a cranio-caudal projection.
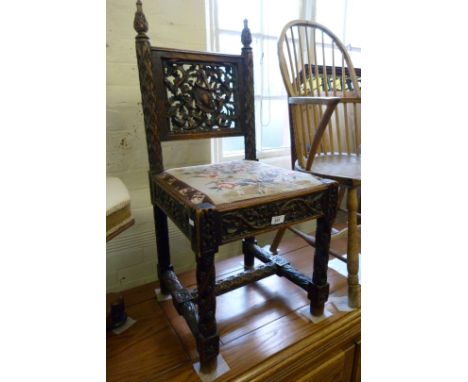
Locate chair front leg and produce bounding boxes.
[154,205,173,295]
[196,251,219,373]
[242,236,256,268]
[309,215,332,316]
[347,186,361,308]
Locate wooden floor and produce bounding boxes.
[107,230,359,381]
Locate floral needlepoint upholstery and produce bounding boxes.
[157,160,324,206]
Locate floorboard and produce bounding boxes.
[107,230,359,381]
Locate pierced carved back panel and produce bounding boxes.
[152,49,246,141]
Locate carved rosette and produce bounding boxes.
[163,61,240,134]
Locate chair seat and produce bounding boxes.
[309,154,361,183]
[155,160,325,207]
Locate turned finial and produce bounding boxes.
[134,0,149,36]
[241,19,252,48]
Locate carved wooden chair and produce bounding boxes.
[133,2,339,373]
[271,20,361,308]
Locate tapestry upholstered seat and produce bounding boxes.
[155,160,323,207]
[134,1,339,373]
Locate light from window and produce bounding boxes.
[209,0,361,161]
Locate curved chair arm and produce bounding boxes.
[289,96,361,105]
[340,96,361,104]
[294,97,340,171]
[289,96,341,105]
[288,96,360,170]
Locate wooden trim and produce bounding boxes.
[106,204,132,232]
[190,262,277,300]
[234,309,361,382]
[106,219,135,242]
[151,46,243,60]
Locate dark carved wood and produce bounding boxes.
[220,192,324,242]
[160,269,199,338]
[150,176,192,239]
[243,241,313,292]
[193,203,221,255]
[162,60,240,134]
[191,262,277,301]
[242,236,255,268]
[134,0,164,174]
[241,19,257,161]
[309,181,339,315]
[196,251,219,373]
[152,48,246,142]
[154,205,173,295]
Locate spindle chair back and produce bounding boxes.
[271,20,361,309]
[278,20,361,171]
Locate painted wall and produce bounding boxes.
[107,0,215,292]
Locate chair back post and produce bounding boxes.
[134,0,164,174]
[241,19,257,161]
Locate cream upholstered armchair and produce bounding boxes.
[271,20,361,308]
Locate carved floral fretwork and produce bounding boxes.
[220,193,325,241]
[163,60,239,133]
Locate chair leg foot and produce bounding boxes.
[309,282,330,317]
[197,334,219,374]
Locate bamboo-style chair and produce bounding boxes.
[133,2,339,373]
[270,20,361,308]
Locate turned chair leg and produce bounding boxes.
[347,186,361,308]
[270,227,287,254]
[309,216,331,316]
[196,251,219,373]
[243,237,256,269]
[154,205,173,295]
